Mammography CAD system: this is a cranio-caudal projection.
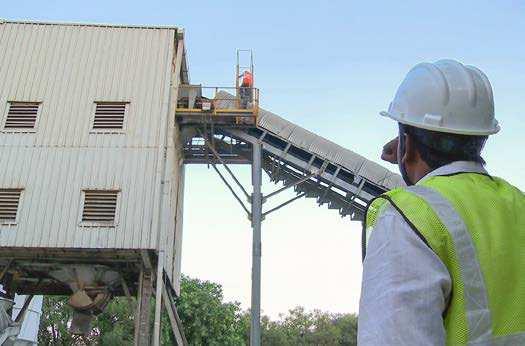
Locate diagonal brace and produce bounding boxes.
[211,162,251,217]
[198,129,251,200]
[262,192,306,218]
[264,170,321,201]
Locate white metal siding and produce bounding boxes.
[0,21,184,262]
[0,146,159,248]
[0,22,173,148]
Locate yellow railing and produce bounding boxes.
[176,85,259,119]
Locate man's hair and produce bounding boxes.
[401,124,488,170]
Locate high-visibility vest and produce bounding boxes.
[241,71,253,87]
[364,172,525,345]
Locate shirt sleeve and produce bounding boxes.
[357,204,452,346]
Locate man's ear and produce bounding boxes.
[402,134,418,165]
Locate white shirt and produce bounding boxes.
[358,161,488,346]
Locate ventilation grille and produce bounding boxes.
[5,102,39,129]
[82,190,118,224]
[0,189,22,223]
[93,102,127,130]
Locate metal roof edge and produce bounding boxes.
[1,19,181,30]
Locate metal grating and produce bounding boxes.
[0,189,22,223]
[93,102,127,130]
[4,102,39,129]
[82,190,119,223]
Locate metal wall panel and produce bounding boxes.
[0,146,159,249]
[0,22,174,148]
[0,21,185,262]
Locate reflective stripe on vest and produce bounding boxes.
[407,185,493,344]
[364,178,525,345]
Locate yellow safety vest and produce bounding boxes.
[364,172,525,345]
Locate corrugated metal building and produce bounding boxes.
[0,20,188,293]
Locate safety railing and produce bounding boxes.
[176,85,259,121]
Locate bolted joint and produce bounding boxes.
[251,192,263,203]
[249,213,265,225]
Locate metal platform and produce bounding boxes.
[176,85,259,127]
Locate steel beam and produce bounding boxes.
[262,192,306,218]
[199,129,251,200]
[211,163,251,217]
[162,285,187,345]
[250,142,263,346]
[153,250,165,346]
[135,269,153,346]
[14,294,33,323]
[264,171,320,200]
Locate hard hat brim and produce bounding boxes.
[380,111,500,136]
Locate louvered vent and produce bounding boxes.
[0,189,22,223]
[4,102,39,129]
[82,190,119,224]
[93,102,127,130]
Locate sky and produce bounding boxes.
[5,0,524,318]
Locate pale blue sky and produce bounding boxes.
[5,1,524,317]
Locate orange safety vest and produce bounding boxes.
[241,71,253,87]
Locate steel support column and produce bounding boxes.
[153,250,165,346]
[135,269,153,346]
[250,142,263,346]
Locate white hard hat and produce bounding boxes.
[380,59,499,135]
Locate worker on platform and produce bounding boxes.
[358,60,525,345]
[239,70,253,109]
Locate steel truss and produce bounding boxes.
[182,126,378,221]
[180,122,390,346]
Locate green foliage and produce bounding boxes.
[175,275,245,345]
[38,276,357,345]
[38,296,76,345]
[38,296,138,345]
[239,307,358,346]
[93,297,135,345]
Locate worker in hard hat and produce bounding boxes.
[239,70,253,109]
[358,60,525,345]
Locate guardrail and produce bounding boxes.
[176,86,259,120]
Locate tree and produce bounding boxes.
[175,275,245,345]
[38,276,246,345]
[38,296,138,345]
[38,276,358,345]
[241,306,358,346]
[38,296,77,345]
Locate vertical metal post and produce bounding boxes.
[135,269,153,346]
[134,271,143,344]
[153,250,165,346]
[250,142,262,346]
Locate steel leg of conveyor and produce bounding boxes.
[250,142,262,346]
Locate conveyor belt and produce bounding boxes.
[212,90,404,220]
[210,91,404,221]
